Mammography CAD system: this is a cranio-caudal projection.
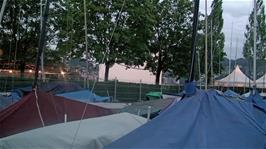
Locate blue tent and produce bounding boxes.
[105,83,266,148]
[0,92,20,110]
[245,90,266,124]
[223,89,240,98]
[12,82,82,97]
[246,90,266,108]
[56,90,110,102]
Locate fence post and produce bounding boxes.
[160,83,163,99]
[147,106,151,122]
[114,77,117,102]
[178,82,181,93]
[139,79,142,102]
[64,114,67,123]
[83,77,86,88]
[87,79,89,89]
[137,109,140,116]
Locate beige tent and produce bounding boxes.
[256,74,266,88]
[215,65,252,87]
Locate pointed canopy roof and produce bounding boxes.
[215,65,252,87]
[256,74,266,88]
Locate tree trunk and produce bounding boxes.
[155,68,162,85]
[19,60,25,78]
[104,61,110,82]
[155,51,162,85]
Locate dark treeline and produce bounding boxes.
[0,0,225,84]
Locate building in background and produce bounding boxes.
[98,63,161,85]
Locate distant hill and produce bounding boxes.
[221,58,266,79]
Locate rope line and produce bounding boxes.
[70,0,126,148]
[34,89,45,127]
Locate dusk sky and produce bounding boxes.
[199,0,266,59]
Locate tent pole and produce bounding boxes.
[84,0,89,88]
[210,19,213,87]
[253,0,257,91]
[204,0,208,90]
[33,0,50,88]
[233,38,238,90]
[197,51,201,90]
[40,0,45,82]
[0,0,7,25]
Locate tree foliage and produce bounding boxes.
[145,0,193,84]
[0,0,62,76]
[243,0,266,60]
[57,0,156,81]
[197,0,225,78]
[0,0,226,84]
[209,0,225,74]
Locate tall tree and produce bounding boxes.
[92,0,156,81]
[146,0,193,84]
[57,0,156,81]
[243,0,266,60]
[209,0,225,75]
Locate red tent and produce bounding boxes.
[0,90,113,138]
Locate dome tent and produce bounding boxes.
[105,82,266,148]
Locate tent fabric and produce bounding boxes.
[243,91,251,98]
[105,88,266,149]
[246,90,266,112]
[56,90,110,102]
[215,65,252,87]
[145,92,162,100]
[162,93,182,100]
[13,82,82,97]
[256,74,266,88]
[245,90,266,126]
[260,92,266,99]
[0,92,20,110]
[119,98,175,118]
[39,82,82,94]
[89,103,129,109]
[223,89,240,98]
[0,113,146,149]
[0,90,113,138]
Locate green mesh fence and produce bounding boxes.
[0,77,180,102]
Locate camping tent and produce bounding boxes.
[56,89,110,102]
[215,65,252,87]
[0,113,146,149]
[0,91,113,138]
[105,84,266,148]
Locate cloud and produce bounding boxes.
[223,13,249,59]
[199,0,255,59]
[223,1,252,18]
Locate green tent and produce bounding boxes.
[145,92,162,100]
